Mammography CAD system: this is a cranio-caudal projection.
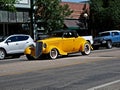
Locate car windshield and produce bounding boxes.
[50,32,63,37]
[0,36,7,42]
[98,32,110,37]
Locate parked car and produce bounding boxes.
[93,30,120,49]
[82,36,93,45]
[24,30,92,60]
[0,34,35,60]
[76,30,94,45]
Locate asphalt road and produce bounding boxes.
[0,48,120,90]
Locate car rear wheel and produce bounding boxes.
[106,41,112,49]
[0,49,6,60]
[49,48,58,59]
[81,43,91,55]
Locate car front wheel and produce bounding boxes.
[0,49,6,60]
[81,43,91,55]
[49,48,58,59]
[106,41,112,49]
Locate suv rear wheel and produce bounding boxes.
[0,49,6,60]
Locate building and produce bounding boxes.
[61,2,89,19]
[0,0,31,36]
[61,2,91,35]
[0,1,90,36]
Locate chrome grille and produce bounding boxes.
[35,42,43,58]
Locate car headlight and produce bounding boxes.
[43,43,47,48]
[101,38,107,43]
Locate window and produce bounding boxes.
[112,32,119,36]
[99,32,110,36]
[0,10,29,23]
[7,36,18,42]
[68,32,75,37]
[64,32,75,38]
[17,36,29,41]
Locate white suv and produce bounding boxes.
[0,34,35,60]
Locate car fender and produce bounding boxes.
[0,47,7,54]
[79,42,85,52]
[79,41,92,52]
[24,46,35,56]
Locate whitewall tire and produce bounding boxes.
[81,43,91,55]
[49,48,58,59]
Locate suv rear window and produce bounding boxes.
[17,36,29,41]
[7,36,29,42]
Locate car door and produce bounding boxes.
[73,36,83,52]
[112,32,120,43]
[17,36,29,53]
[66,31,82,52]
[119,32,120,42]
[4,36,20,54]
[62,32,75,53]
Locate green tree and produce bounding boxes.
[34,0,73,33]
[90,0,120,33]
[0,0,18,11]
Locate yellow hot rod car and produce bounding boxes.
[24,30,92,60]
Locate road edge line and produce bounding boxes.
[87,79,120,90]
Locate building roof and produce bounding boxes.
[61,2,89,19]
[64,19,80,29]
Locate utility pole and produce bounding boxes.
[30,0,34,38]
[30,0,38,40]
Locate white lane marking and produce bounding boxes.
[87,80,120,90]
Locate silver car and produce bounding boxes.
[0,34,35,60]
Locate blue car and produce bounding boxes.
[93,30,120,49]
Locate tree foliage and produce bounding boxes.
[0,0,18,11]
[34,0,73,33]
[90,0,120,32]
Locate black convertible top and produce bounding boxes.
[50,30,79,37]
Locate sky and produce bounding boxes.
[62,0,89,3]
